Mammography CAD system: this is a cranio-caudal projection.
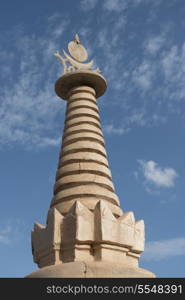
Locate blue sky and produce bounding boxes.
[0,0,185,277]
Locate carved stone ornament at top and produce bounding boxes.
[53,34,100,74]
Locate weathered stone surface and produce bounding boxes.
[62,201,94,243]
[61,244,94,263]
[94,201,135,248]
[26,261,155,278]
[94,200,118,243]
[67,99,98,109]
[53,198,123,217]
[65,116,101,127]
[54,174,115,194]
[63,131,104,144]
[59,151,109,167]
[70,92,96,101]
[26,262,87,278]
[66,107,100,119]
[32,208,63,268]
[94,243,129,263]
[84,261,155,278]
[118,211,135,247]
[70,85,96,96]
[59,202,94,263]
[126,251,140,267]
[56,162,112,179]
[51,185,120,207]
[132,220,145,253]
[64,124,103,136]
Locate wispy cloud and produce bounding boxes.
[1,2,185,150]
[0,226,12,244]
[0,18,68,149]
[144,34,167,56]
[126,110,147,127]
[103,124,130,135]
[138,160,178,188]
[103,0,128,12]
[161,43,185,103]
[80,0,162,13]
[80,0,98,11]
[94,16,185,127]
[143,237,185,261]
[96,20,127,83]
[0,220,25,245]
[132,60,155,92]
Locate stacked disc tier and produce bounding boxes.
[50,86,122,216]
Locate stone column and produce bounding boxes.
[50,79,122,218]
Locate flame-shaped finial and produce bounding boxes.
[74,33,80,44]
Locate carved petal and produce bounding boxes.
[118,211,135,226]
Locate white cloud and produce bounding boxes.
[80,0,98,11]
[97,28,121,72]
[80,0,161,13]
[52,21,69,39]
[0,226,12,244]
[161,45,179,80]
[113,14,127,30]
[95,14,127,86]
[127,110,146,126]
[133,0,162,6]
[162,44,185,87]
[157,41,185,104]
[103,124,130,135]
[0,21,68,149]
[144,34,166,55]
[103,0,128,12]
[150,114,166,124]
[138,160,178,188]
[103,0,162,12]
[143,238,185,261]
[127,111,166,128]
[36,136,61,148]
[132,61,154,92]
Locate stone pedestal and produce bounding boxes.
[27,261,155,278]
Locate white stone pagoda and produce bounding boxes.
[27,35,155,278]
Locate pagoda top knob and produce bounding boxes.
[74,33,80,44]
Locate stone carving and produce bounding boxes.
[53,34,100,74]
[32,200,145,269]
[68,34,88,62]
[32,208,63,268]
